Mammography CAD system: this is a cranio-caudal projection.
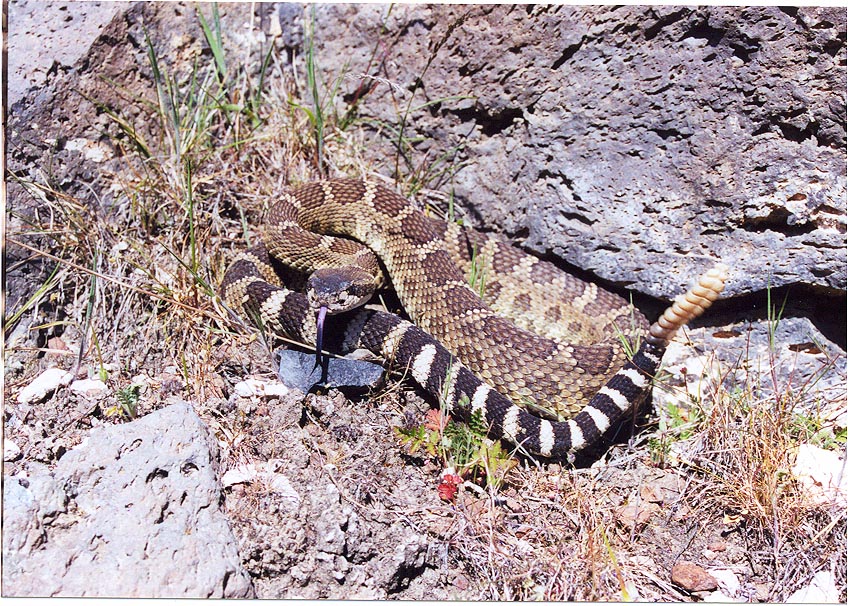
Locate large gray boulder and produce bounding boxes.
[313,5,845,300]
[2,402,254,598]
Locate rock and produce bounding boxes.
[4,439,22,462]
[17,368,73,404]
[233,378,290,399]
[786,570,840,603]
[69,378,108,398]
[708,568,741,598]
[671,561,718,592]
[638,470,684,505]
[222,460,301,513]
[2,401,254,598]
[615,503,656,532]
[2,477,45,557]
[656,316,845,415]
[312,5,845,301]
[46,336,70,351]
[7,0,131,105]
[792,444,847,507]
[708,541,727,553]
[276,349,384,394]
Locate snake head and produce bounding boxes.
[307,267,376,367]
[306,267,375,314]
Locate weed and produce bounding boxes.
[3,263,64,332]
[467,244,487,298]
[196,4,227,87]
[303,6,327,171]
[108,384,141,420]
[287,5,361,174]
[395,362,516,492]
[790,411,847,449]
[766,278,788,351]
[612,294,643,359]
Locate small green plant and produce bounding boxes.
[304,6,327,170]
[612,294,643,359]
[3,263,64,331]
[105,384,141,420]
[790,410,847,449]
[287,5,355,173]
[395,363,516,493]
[396,406,516,491]
[392,12,470,180]
[467,244,487,298]
[765,278,788,351]
[647,365,710,465]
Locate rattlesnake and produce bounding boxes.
[221,178,727,458]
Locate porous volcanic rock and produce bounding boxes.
[312,5,846,301]
[2,402,254,598]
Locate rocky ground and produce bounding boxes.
[4,2,846,600]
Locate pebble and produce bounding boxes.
[47,336,70,351]
[17,368,73,404]
[452,572,469,591]
[615,503,655,531]
[233,378,290,398]
[4,439,22,462]
[222,460,302,510]
[786,570,839,603]
[276,349,384,393]
[70,379,109,398]
[671,561,718,592]
[708,568,741,597]
[792,444,847,506]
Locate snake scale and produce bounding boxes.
[221,179,727,458]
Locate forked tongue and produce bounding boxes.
[314,305,328,367]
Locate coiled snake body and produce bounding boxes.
[222,179,727,458]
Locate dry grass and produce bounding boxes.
[5,6,845,602]
[677,346,847,601]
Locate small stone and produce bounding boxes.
[671,561,718,592]
[221,464,256,487]
[221,461,301,511]
[4,439,22,462]
[640,483,665,503]
[753,581,771,601]
[130,374,152,389]
[453,573,470,591]
[276,349,384,394]
[427,516,454,538]
[709,568,741,596]
[615,503,656,531]
[504,496,522,512]
[17,368,73,404]
[47,337,70,351]
[792,444,847,507]
[70,379,109,398]
[786,570,840,603]
[232,378,290,398]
